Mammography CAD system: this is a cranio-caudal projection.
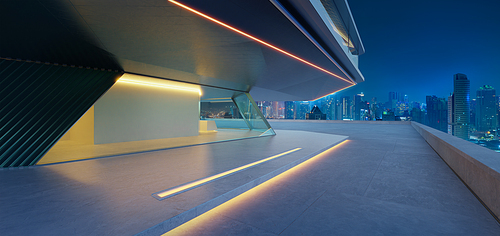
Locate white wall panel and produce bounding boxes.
[94,74,200,144]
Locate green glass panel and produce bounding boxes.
[232,93,275,136]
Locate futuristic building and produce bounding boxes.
[1,0,365,167]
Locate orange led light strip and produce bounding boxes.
[118,78,202,95]
[311,84,355,101]
[168,0,354,85]
[154,147,302,199]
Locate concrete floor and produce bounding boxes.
[1,121,499,235]
[0,129,345,235]
[39,128,266,164]
[164,121,500,235]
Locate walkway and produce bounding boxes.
[1,121,499,235]
[165,121,500,235]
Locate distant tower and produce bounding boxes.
[476,85,498,132]
[498,96,500,129]
[341,96,351,120]
[388,92,398,110]
[388,92,396,101]
[449,73,470,140]
[470,98,477,129]
[353,93,364,120]
[284,101,295,119]
[426,95,447,132]
[448,94,454,135]
[297,102,310,120]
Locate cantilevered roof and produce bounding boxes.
[2,0,365,101]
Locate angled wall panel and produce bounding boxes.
[0,59,123,167]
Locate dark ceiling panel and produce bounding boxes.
[0,0,122,70]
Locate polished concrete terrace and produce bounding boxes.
[1,121,499,235]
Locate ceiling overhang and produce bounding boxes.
[3,0,364,101]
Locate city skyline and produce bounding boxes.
[343,0,500,102]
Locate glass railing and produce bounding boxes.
[232,93,274,135]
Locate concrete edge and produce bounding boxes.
[135,136,348,236]
[411,121,500,220]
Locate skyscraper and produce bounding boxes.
[498,96,500,129]
[476,85,498,132]
[284,101,295,119]
[449,73,470,140]
[353,93,364,120]
[297,102,310,120]
[411,107,425,123]
[470,98,477,130]
[341,96,352,120]
[448,94,454,135]
[426,95,448,132]
[334,98,343,120]
[388,91,398,110]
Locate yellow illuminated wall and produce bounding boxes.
[58,106,95,144]
[38,107,95,164]
[94,74,201,144]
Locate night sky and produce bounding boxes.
[339,0,500,103]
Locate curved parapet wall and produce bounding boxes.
[411,121,500,221]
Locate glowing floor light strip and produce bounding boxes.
[163,140,349,235]
[118,78,202,95]
[154,147,302,199]
[168,0,354,85]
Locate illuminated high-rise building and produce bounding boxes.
[334,98,343,120]
[470,98,477,130]
[448,73,470,140]
[448,94,454,135]
[353,93,364,120]
[341,96,352,120]
[297,102,310,120]
[284,101,295,119]
[475,85,498,132]
[498,96,500,128]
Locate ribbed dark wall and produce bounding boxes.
[0,59,123,167]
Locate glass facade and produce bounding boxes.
[452,73,471,140]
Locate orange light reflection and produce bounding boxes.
[168,0,354,85]
[162,140,349,236]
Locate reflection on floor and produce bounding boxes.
[38,129,265,165]
[2,129,346,235]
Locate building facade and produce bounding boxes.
[448,73,470,140]
[426,95,448,133]
[475,85,498,132]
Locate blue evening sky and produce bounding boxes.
[339,0,500,103]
